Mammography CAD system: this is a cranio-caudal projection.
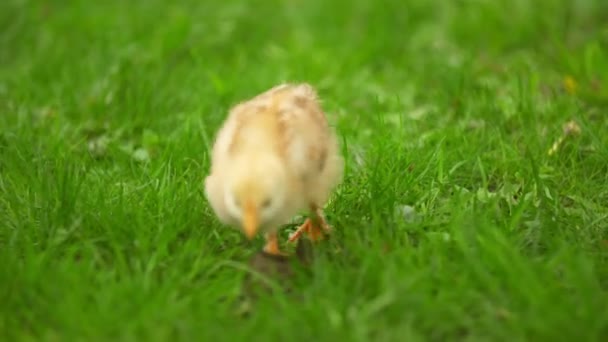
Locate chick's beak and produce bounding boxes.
[243,200,259,240]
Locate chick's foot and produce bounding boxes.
[263,232,289,256]
[288,217,331,243]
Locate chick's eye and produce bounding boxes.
[262,198,272,209]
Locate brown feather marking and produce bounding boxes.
[276,110,289,158]
[318,147,327,171]
[293,95,308,109]
[287,86,330,172]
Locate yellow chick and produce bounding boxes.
[204,83,343,255]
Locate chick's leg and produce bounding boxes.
[288,205,331,243]
[263,232,287,256]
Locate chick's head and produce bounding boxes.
[224,153,290,239]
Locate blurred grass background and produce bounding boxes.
[1,0,607,340]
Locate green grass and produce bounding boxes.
[1,0,608,340]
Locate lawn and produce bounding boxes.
[1,0,608,340]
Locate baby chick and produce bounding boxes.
[204,83,343,255]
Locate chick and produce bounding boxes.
[204,83,343,255]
